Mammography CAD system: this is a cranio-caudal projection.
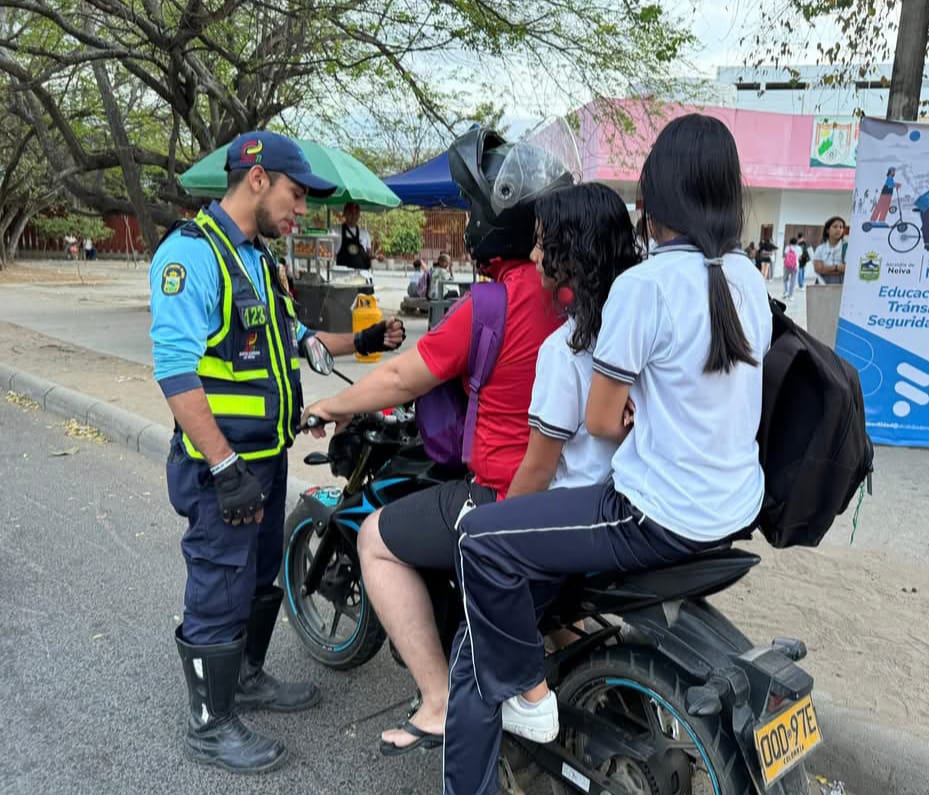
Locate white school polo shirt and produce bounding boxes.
[592,245,772,542]
[528,319,617,489]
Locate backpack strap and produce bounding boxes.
[461,282,507,464]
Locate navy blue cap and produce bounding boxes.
[225,131,338,197]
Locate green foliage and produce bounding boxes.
[0,0,694,235]
[748,1,900,91]
[750,0,927,118]
[365,209,425,257]
[32,213,114,243]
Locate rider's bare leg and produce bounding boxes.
[358,509,448,747]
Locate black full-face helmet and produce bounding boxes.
[448,126,575,266]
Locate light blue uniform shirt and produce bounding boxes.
[149,201,309,396]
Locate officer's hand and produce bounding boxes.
[212,458,266,526]
[384,317,406,350]
[354,318,406,356]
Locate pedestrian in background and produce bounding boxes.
[814,216,847,284]
[782,237,799,301]
[796,232,811,289]
[758,234,777,279]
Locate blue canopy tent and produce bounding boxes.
[383,151,466,208]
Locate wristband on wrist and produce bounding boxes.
[210,452,239,476]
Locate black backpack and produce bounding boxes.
[756,299,873,547]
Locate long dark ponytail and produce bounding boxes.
[639,114,757,373]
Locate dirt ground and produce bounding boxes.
[1,306,928,752]
[0,262,111,285]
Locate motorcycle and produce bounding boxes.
[282,342,814,794]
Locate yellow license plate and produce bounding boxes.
[753,694,822,787]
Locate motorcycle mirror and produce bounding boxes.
[303,336,334,376]
[304,452,330,465]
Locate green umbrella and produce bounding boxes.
[178,139,400,209]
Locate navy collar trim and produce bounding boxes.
[649,243,750,261]
[206,200,252,249]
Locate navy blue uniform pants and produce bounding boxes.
[444,481,716,795]
[166,435,289,645]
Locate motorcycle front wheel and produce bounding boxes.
[281,503,386,670]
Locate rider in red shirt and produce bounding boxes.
[303,126,573,755]
[418,257,562,498]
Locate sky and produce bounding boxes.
[670,0,899,76]
[493,0,903,134]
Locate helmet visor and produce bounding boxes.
[490,118,582,215]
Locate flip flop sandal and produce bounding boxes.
[379,720,444,757]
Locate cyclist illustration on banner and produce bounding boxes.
[859,165,924,253]
[836,118,929,448]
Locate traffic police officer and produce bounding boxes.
[149,131,404,774]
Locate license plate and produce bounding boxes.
[753,694,822,787]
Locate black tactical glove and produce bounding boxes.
[354,320,405,356]
[212,457,266,524]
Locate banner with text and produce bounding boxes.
[836,117,929,447]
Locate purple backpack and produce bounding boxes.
[415,282,507,466]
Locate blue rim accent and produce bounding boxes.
[604,677,721,795]
[285,517,363,653]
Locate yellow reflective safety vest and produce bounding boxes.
[175,211,303,461]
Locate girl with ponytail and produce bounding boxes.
[442,114,772,795]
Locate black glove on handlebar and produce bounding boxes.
[355,320,402,356]
[212,458,266,524]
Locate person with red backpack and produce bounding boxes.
[783,236,799,301]
[301,127,572,754]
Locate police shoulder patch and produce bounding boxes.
[161,263,187,295]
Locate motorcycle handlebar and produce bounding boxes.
[300,408,414,433]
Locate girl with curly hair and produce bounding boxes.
[506,181,642,497]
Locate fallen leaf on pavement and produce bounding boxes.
[62,419,109,444]
[6,391,40,411]
[49,446,80,457]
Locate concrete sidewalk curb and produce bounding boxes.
[2,361,170,458]
[0,361,310,507]
[3,360,928,792]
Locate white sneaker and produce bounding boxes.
[501,691,559,743]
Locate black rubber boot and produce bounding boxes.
[235,586,322,712]
[175,627,287,773]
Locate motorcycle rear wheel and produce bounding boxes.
[550,647,808,795]
[281,504,386,670]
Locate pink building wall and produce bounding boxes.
[579,99,857,192]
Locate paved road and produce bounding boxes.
[0,399,442,794]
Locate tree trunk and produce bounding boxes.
[887,0,929,121]
[7,207,34,262]
[92,62,160,254]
